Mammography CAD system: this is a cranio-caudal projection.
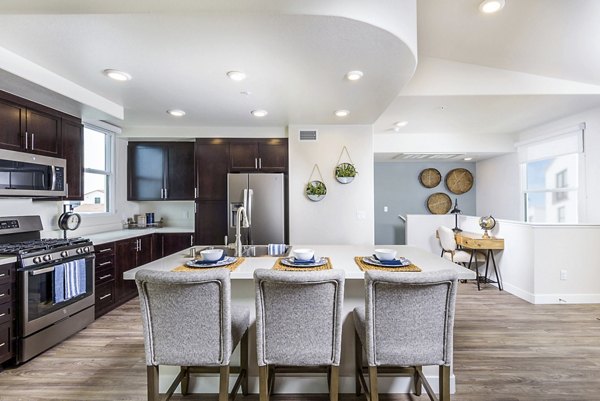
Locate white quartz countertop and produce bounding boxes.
[0,255,17,266]
[87,227,193,245]
[123,244,475,281]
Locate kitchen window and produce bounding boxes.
[70,125,114,214]
[518,124,584,224]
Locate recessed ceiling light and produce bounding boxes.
[167,109,186,117]
[394,121,408,127]
[479,0,505,14]
[103,69,132,81]
[346,70,364,81]
[464,157,473,161]
[240,91,252,96]
[251,109,268,117]
[227,71,246,81]
[335,109,350,117]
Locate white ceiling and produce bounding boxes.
[0,0,599,146]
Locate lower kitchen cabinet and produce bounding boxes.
[93,243,116,318]
[153,233,194,260]
[195,201,228,245]
[115,239,140,303]
[0,263,16,365]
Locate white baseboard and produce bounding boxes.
[501,281,535,303]
[533,293,600,304]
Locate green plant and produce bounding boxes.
[335,163,358,177]
[306,181,327,196]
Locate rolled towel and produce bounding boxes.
[268,244,286,256]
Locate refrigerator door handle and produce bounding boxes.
[243,188,248,212]
[247,189,253,226]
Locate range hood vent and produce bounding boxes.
[392,153,463,160]
[299,130,318,141]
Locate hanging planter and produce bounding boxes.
[305,164,327,202]
[334,146,358,184]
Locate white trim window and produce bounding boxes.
[70,125,114,214]
[517,124,585,223]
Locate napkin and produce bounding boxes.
[372,255,406,266]
[292,257,316,265]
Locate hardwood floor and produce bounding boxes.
[0,283,599,400]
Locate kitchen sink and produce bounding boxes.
[194,245,291,258]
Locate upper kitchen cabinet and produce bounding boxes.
[128,142,195,201]
[195,139,230,201]
[61,118,84,200]
[229,139,288,173]
[0,91,62,157]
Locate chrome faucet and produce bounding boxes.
[235,206,250,257]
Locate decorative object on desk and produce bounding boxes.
[58,204,81,238]
[450,198,462,233]
[305,164,327,201]
[354,256,421,272]
[426,192,452,214]
[418,168,441,188]
[334,146,357,184]
[479,215,497,239]
[445,168,474,194]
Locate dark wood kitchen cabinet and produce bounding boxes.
[0,262,16,365]
[195,201,228,245]
[195,139,229,201]
[152,232,194,259]
[0,91,62,157]
[61,118,84,200]
[94,243,116,318]
[128,142,195,201]
[229,138,288,173]
[114,234,152,304]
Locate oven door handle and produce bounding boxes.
[29,266,56,275]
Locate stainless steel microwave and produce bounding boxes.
[0,148,67,197]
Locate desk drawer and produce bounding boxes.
[457,236,504,250]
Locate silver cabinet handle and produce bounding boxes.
[164,188,168,199]
[97,261,112,267]
[25,131,28,149]
[254,158,258,169]
[190,234,193,246]
[31,132,35,150]
[138,239,142,252]
[0,343,5,348]
[98,274,112,280]
[259,158,262,169]
[98,248,112,253]
[0,313,6,318]
[194,187,198,198]
[0,293,5,297]
[99,293,112,300]
[0,273,6,278]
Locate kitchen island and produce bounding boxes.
[123,245,475,395]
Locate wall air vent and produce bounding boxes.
[299,130,318,141]
[392,153,463,160]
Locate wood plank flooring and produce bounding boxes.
[0,283,599,400]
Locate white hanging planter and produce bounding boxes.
[305,179,327,202]
[334,148,358,184]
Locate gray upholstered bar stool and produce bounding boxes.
[353,270,458,401]
[135,268,250,401]
[254,269,345,401]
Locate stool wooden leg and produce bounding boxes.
[414,366,422,396]
[241,330,249,396]
[259,365,269,401]
[180,366,190,395]
[354,330,362,396]
[439,365,450,401]
[147,366,159,401]
[219,366,229,401]
[368,366,379,401]
[329,365,339,401]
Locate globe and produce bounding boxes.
[479,215,496,238]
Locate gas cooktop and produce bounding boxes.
[0,237,90,256]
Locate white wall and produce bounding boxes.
[288,124,374,245]
[476,152,521,221]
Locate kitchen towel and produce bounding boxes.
[64,259,87,300]
[53,263,65,304]
[268,244,286,256]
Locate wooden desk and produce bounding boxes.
[455,232,504,290]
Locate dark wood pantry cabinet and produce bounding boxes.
[229,138,288,173]
[127,142,195,201]
[61,118,84,200]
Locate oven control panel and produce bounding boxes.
[0,220,19,230]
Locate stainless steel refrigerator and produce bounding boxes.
[227,173,286,244]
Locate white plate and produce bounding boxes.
[280,256,328,268]
[185,256,237,268]
[362,256,411,267]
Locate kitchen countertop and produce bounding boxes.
[87,227,193,245]
[0,255,17,266]
[123,244,475,281]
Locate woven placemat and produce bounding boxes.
[172,257,245,273]
[273,257,332,272]
[354,257,421,272]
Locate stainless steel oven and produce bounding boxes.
[0,215,95,364]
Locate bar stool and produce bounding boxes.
[254,269,345,401]
[353,270,458,401]
[135,269,250,401]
